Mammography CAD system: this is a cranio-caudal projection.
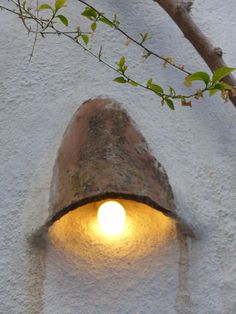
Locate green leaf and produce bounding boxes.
[55,0,66,11]
[99,17,113,27]
[129,80,138,87]
[220,82,232,89]
[168,86,176,97]
[140,32,149,44]
[146,78,153,88]
[91,22,97,32]
[81,7,97,20]
[81,34,89,45]
[37,3,53,11]
[119,56,125,67]
[212,83,225,90]
[209,82,227,96]
[113,77,127,83]
[149,83,164,95]
[112,14,120,28]
[165,98,175,110]
[212,67,236,84]
[186,72,210,85]
[209,89,220,96]
[142,51,151,60]
[57,15,68,26]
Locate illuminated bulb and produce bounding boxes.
[97,201,126,235]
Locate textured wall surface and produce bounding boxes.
[0,0,236,313]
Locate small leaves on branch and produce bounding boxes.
[147,80,175,109]
[147,79,164,95]
[81,6,119,31]
[55,0,66,11]
[163,56,174,68]
[113,77,128,84]
[115,56,128,75]
[38,4,53,11]
[2,1,235,110]
[99,17,114,27]
[142,51,151,60]
[91,21,97,32]
[212,67,235,84]
[184,67,236,102]
[140,32,150,44]
[57,15,68,26]
[81,34,89,45]
[81,7,97,20]
[184,71,210,86]
[81,6,98,32]
[55,0,67,11]
[112,15,120,28]
[164,98,175,110]
[112,62,236,109]
[38,0,69,27]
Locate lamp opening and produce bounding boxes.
[97,200,126,236]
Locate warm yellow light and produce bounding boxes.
[49,200,175,264]
[97,201,126,235]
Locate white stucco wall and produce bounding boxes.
[0,0,236,313]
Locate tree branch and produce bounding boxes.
[77,0,191,75]
[153,0,236,107]
[1,0,235,108]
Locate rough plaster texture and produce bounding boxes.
[0,0,236,313]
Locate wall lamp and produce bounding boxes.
[34,98,192,256]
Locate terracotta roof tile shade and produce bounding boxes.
[46,98,177,227]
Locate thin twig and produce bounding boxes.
[49,25,208,102]
[0,4,19,15]
[77,0,191,75]
[16,0,31,32]
[29,0,39,61]
[0,1,229,107]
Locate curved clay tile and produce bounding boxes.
[46,98,177,226]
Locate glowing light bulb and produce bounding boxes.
[97,201,126,235]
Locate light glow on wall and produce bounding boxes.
[48,199,176,266]
[97,201,126,236]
